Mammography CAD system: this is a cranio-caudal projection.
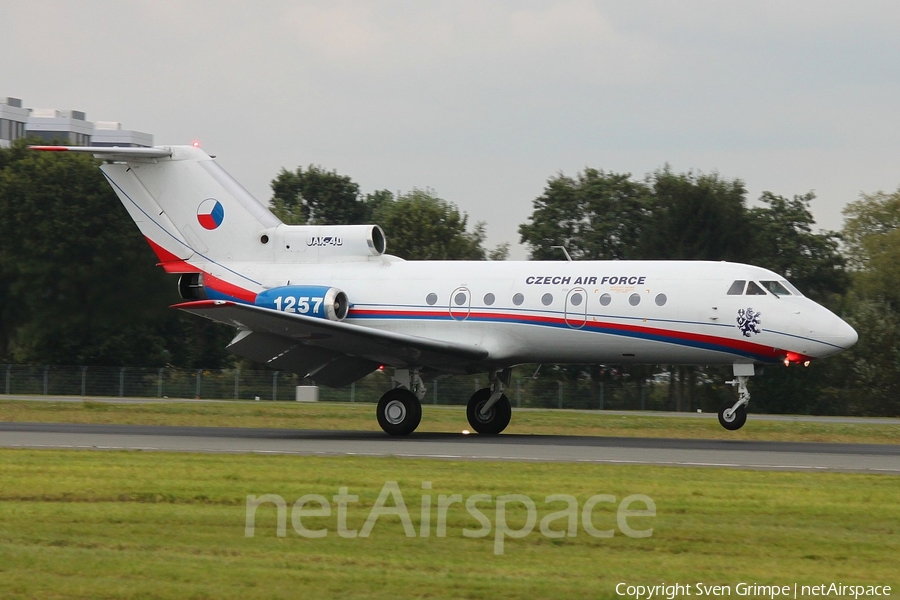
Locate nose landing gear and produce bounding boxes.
[720,364,754,431]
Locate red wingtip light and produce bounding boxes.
[191,140,201,148]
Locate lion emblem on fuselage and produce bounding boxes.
[737,308,761,337]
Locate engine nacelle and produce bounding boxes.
[254,285,349,321]
[269,224,387,262]
[178,273,207,300]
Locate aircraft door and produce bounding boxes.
[565,288,587,328]
[449,287,471,321]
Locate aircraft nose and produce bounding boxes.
[837,318,858,350]
[814,311,858,357]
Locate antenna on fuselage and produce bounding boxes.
[551,246,573,261]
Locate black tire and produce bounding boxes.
[466,387,512,435]
[377,388,422,436]
[718,400,747,431]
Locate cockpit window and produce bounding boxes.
[727,280,746,295]
[745,281,767,295]
[760,281,792,296]
[780,280,803,297]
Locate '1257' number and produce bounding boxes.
[273,296,324,314]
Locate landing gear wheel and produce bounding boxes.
[718,400,747,431]
[377,388,422,436]
[466,387,512,435]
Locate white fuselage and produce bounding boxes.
[199,256,857,372]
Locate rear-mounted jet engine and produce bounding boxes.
[177,274,349,321]
[254,285,349,321]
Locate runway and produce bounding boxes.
[1,422,898,474]
[6,395,900,425]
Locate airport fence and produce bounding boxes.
[0,363,731,412]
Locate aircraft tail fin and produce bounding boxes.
[31,145,281,271]
[31,145,389,274]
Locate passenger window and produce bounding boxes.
[629,293,641,306]
[541,293,553,306]
[746,281,767,295]
[655,293,667,306]
[760,281,791,296]
[426,293,438,305]
[512,293,524,306]
[727,280,745,295]
[599,293,612,306]
[483,293,495,306]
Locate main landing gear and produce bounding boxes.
[376,368,513,436]
[719,364,754,431]
[376,369,424,436]
[466,369,512,435]
[376,387,422,436]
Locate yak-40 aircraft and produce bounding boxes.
[33,144,858,435]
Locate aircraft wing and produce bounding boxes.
[173,300,490,386]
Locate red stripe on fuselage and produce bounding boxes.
[202,272,258,303]
[144,236,194,273]
[143,236,257,302]
[349,307,782,360]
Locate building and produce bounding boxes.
[91,121,154,147]
[0,97,29,148]
[26,108,94,146]
[0,95,153,148]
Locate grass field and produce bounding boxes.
[1,401,898,597]
[1,398,899,444]
[0,449,897,599]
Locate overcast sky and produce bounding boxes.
[4,1,899,259]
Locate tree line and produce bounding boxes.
[0,142,233,368]
[270,165,509,260]
[517,168,893,416]
[1,139,897,415]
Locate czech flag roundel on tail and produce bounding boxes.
[197,198,224,230]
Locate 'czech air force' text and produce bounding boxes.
[525,275,647,286]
